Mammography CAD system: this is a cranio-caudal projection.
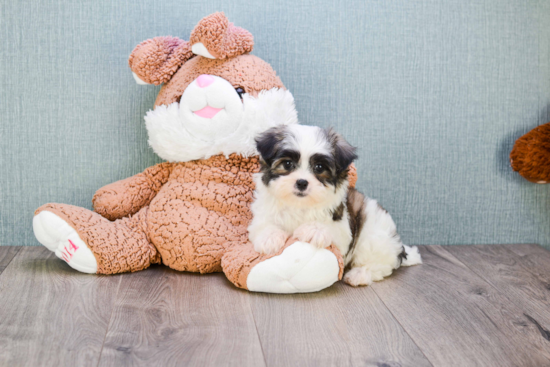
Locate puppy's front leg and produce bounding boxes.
[293,222,333,249]
[250,224,290,255]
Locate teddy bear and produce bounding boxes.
[32,12,356,293]
[510,121,550,183]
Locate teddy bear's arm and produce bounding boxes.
[92,162,173,221]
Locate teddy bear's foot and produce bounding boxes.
[247,241,341,293]
[222,238,344,294]
[33,210,97,274]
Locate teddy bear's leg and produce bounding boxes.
[33,204,160,274]
[222,237,344,293]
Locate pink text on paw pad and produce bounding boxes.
[61,239,79,262]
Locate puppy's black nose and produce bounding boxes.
[295,179,308,191]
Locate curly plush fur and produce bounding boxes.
[129,37,194,85]
[190,12,254,59]
[33,13,352,294]
[511,121,550,183]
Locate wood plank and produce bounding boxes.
[250,281,432,367]
[371,245,550,367]
[97,267,265,367]
[446,245,550,337]
[0,247,121,366]
[506,244,550,282]
[0,246,21,275]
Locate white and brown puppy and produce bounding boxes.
[248,125,421,286]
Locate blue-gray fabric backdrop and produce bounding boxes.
[1,0,549,248]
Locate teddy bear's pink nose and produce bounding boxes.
[196,74,215,88]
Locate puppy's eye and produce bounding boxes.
[314,164,325,173]
[282,160,294,170]
[235,87,245,99]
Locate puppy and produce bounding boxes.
[248,125,421,286]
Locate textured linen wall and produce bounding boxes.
[1,0,549,247]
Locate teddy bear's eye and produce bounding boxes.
[235,87,245,99]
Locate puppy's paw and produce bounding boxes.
[253,228,289,255]
[344,267,373,287]
[293,222,332,249]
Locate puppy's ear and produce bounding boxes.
[326,128,358,174]
[255,126,286,165]
[129,36,194,85]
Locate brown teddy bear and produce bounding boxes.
[511,121,550,183]
[33,13,355,293]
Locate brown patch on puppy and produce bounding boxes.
[345,188,366,257]
[331,202,345,221]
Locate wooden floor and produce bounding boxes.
[1,245,550,367]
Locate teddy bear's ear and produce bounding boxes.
[128,36,194,85]
[189,12,253,59]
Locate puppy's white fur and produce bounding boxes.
[343,198,421,286]
[249,125,352,252]
[249,125,421,287]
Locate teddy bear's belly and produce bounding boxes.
[146,157,258,273]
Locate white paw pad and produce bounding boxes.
[33,211,98,274]
[247,241,340,294]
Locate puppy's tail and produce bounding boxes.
[400,245,422,267]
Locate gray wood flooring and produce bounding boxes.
[1,245,550,367]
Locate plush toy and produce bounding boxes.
[33,12,357,293]
[510,121,550,183]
